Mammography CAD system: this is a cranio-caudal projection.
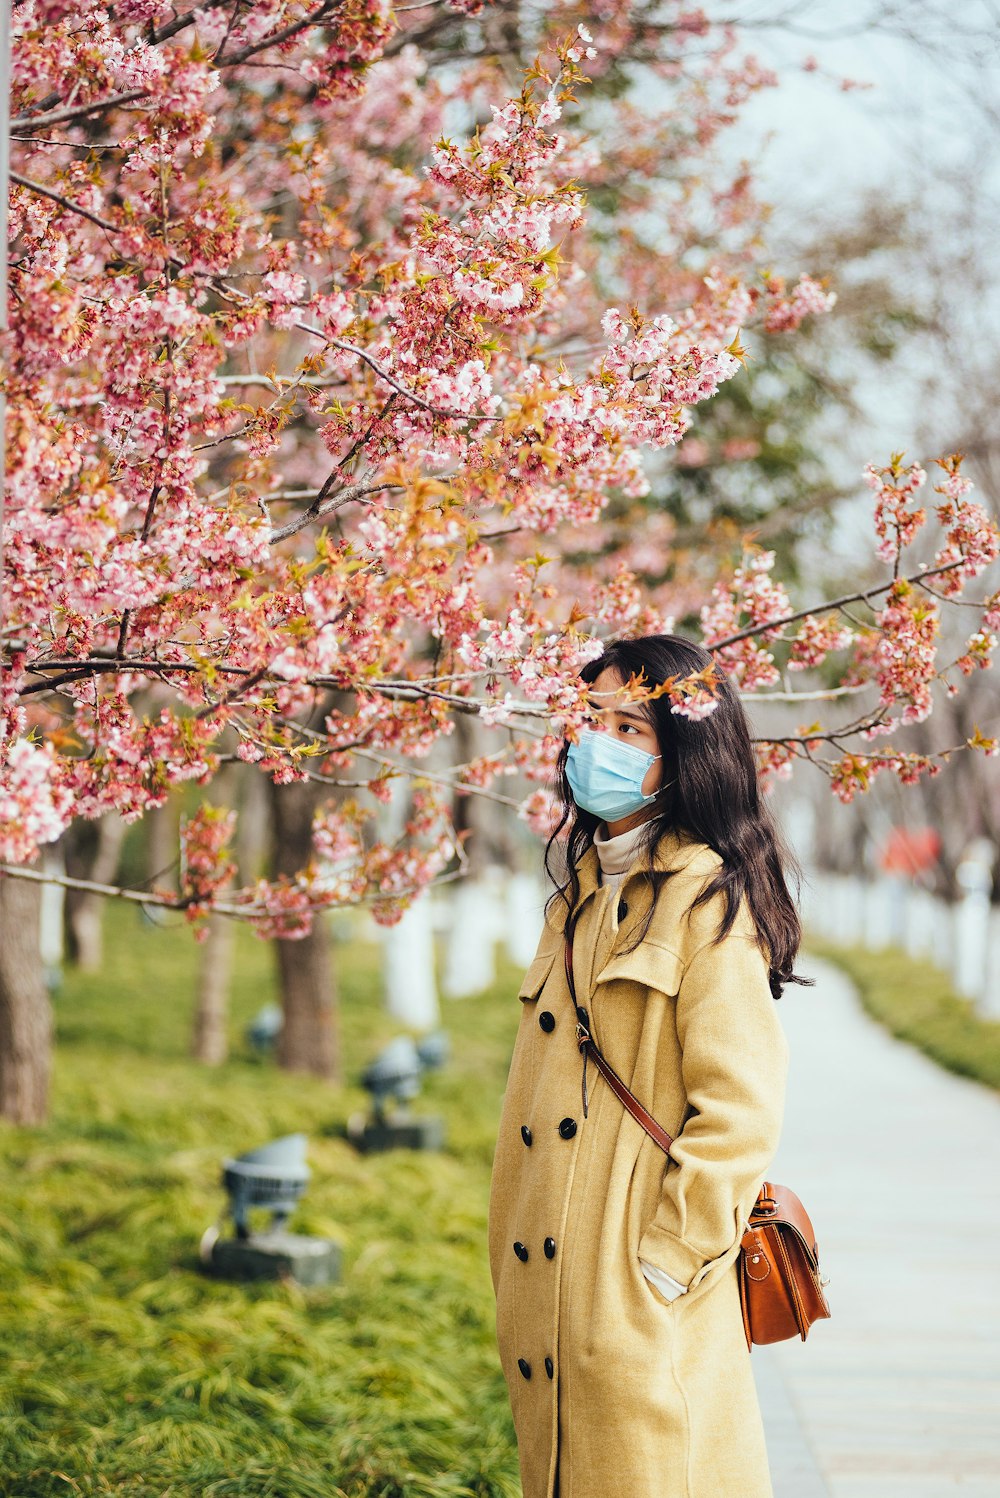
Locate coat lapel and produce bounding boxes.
[561,828,717,1001]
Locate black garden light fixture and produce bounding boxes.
[223,1132,310,1238]
[347,1032,449,1152]
[202,1133,340,1286]
[245,1002,283,1054]
[416,1029,451,1073]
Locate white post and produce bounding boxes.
[808,870,832,942]
[953,839,995,1003]
[38,845,65,986]
[834,873,865,947]
[862,877,893,950]
[929,895,954,973]
[799,863,827,941]
[867,875,905,950]
[383,895,440,1031]
[363,777,441,1024]
[504,872,546,967]
[980,907,1000,1020]
[902,886,937,961]
[442,877,499,998]
[784,797,816,866]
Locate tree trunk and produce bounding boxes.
[236,763,269,882]
[190,764,240,1065]
[270,779,339,1081]
[0,872,52,1124]
[192,913,235,1065]
[145,797,180,891]
[63,811,126,970]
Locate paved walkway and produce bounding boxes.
[754,956,1000,1498]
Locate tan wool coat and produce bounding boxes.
[488,828,790,1498]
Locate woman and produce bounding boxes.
[488,634,808,1498]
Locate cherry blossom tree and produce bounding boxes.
[2,1,999,1116]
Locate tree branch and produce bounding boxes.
[742,684,869,703]
[707,557,968,650]
[216,0,343,67]
[149,0,234,46]
[0,863,190,910]
[10,89,150,134]
[0,859,470,916]
[267,473,382,541]
[10,170,138,240]
[10,1,345,134]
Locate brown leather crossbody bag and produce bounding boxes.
[563,932,831,1350]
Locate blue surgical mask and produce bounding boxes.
[565,728,663,822]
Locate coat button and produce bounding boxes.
[544,1356,554,1379]
[518,1358,531,1379]
[558,1117,577,1139]
[618,899,628,920]
[538,1011,556,1033]
[521,1125,533,1147]
[513,1241,529,1262]
[544,1237,556,1259]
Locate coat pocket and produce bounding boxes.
[517,943,559,1002]
[682,1204,748,1301]
[639,1262,684,1313]
[594,939,683,997]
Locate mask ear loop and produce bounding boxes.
[643,775,676,802]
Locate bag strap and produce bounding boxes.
[564,929,675,1157]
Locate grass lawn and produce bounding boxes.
[809,939,1000,1093]
[0,904,523,1498]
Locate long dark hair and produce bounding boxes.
[544,634,811,1000]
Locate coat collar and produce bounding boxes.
[573,825,711,907]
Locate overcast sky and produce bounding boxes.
[732,0,1000,210]
[702,1,1000,550]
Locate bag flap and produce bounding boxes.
[751,1181,820,1259]
[594,939,683,996]
[517,944,559,1002]
[750,1185,821,1273]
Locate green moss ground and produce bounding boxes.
[810,940,1000,1092]
[0,905,523,1497]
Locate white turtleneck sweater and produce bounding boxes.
[594,822,689,1305]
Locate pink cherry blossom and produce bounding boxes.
[0,738,75,863]
[2,2,995,925]
[863,453,927,563]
